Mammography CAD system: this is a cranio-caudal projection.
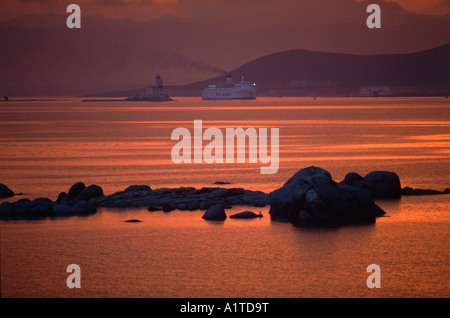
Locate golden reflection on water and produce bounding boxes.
[0,97,449,297]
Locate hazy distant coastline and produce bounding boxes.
[82,44,450,99]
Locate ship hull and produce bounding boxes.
[125,96,172,101]
[201,88,258,100]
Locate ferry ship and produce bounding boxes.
[201,73,258,100]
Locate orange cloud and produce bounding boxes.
[1,0,448,24]
[360,0,450,15]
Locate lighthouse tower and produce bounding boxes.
[146,74,164,97]
[155,74,163,88]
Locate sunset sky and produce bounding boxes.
[1,0,450,22]
[1,0,449,95]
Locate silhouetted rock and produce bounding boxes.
[30,204,52,215]
[79,184,104,201]
[340,172,371,192]
[125,219,142,222]
[364,171,401,199]
[0,183,14,198]
[221,188,245,198]
[401,186,450,196]
[0,202,14,215]
[56,192,67,203]
[162,203,175,212]
[124,185,151,193]
[52,204,79,215]
[214,181,230,184]
[199,201,210,210]
[13,200,33,215]
[269,166,331,219]
[95,185,269,210]
[202,205,227,220]
[147,206,162,212]
[269,166,384,226]
[73,200,96,214]
[60,195,79,206]
[230,211,263,219]
[67,182,86,198]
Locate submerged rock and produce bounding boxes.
[230,211,263,219]
[401,186,450,196]
[0,183,14,198]
[202,205,227,220]
[269,166,385,226]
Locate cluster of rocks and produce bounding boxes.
[202,206,263,220]
[0,182,102,219]
[96,186,269,211]
[269,167,395,226]
[0,182,269,220]
[1,168,448,224]
[340,171,402,199]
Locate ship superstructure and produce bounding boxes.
[201,73,257,100]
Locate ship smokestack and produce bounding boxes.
[226,74,232,85]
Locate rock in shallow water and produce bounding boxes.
[230,211,263,219]
[202,205,227,220]
[0,183,14,198]
[364,171,402,199]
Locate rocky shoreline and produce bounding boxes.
[1,166,448,225]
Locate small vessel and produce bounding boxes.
[126,74,172,101]
[201,72,257,100]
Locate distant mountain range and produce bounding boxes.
[89,44,450,97]
[1,9,449,97]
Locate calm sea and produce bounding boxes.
[1,97,449,298]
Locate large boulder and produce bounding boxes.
[0,183,14,198]
[364,171,401,199]
[78,184,104,201]
[269,166,331,219]
[202,205,227,220]
[269,166,385,226]
[67,182,86,198]
[340,172,371,193]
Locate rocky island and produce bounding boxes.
[1,166,448,226]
